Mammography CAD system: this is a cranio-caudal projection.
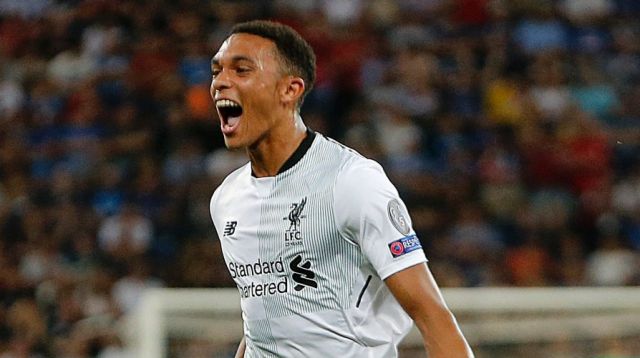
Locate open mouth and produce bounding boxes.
[216,99,243,134]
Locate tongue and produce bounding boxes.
[227,116,240,128]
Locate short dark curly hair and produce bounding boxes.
[230,20,316,108]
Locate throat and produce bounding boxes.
[249,128,314,178]
[248,151,279,177]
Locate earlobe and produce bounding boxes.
[281,77,305,105]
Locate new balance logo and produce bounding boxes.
[224,221,237,236]
[289,254,317,291]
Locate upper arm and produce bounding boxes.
[384,263,450,320]
[386,264,475,358]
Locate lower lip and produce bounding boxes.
[221,119,240,135]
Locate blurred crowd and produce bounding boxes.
[1,0,640,356]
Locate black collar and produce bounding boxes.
[251,129,316,177]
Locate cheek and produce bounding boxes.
[246,82,278,115]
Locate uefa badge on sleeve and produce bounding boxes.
[388,235,421,258]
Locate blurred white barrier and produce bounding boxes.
[124,287,640,358]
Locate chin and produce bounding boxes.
[223,140,241,150]
[223,136,245,151]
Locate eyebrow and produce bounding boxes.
[211,55,256,67]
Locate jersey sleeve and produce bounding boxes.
[334,157,427,280]
[209,187,221,238]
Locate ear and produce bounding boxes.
[279,76,305,107]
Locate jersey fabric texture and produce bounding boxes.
[210,130,427,357]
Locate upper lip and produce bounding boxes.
[214,97,239,105]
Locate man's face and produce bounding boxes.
[210,33,285,150]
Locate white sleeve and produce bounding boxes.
[209,185,223,239]
[334,157,427,280]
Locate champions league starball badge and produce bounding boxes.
[389,241,405,256]
[387,199,410,235]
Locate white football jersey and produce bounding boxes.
[210,131,427,357]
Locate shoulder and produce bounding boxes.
[335,152,389,194]
[332,147,399,226]
[210,162,251,210]
[310,133,392,200]
[315,132,364,157]
[312,132,375,174]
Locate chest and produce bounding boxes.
[216,182,339,267]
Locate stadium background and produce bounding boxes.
[1,0,639,356]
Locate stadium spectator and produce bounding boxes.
[0,1,639,356]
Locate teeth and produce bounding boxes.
[216,99,240,108]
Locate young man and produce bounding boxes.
[209,20,473,357]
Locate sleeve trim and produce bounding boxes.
[378,253,428,281]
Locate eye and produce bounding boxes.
[236,67,250,75]
[212,68,221,77]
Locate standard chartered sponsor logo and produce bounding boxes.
[237,277,289,298]
[228,258,285,278]
[229,256,317,298]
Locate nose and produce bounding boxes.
[211,69,231,96]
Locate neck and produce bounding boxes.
[248,113,307,177]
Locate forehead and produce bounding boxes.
[213,33,278,65]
